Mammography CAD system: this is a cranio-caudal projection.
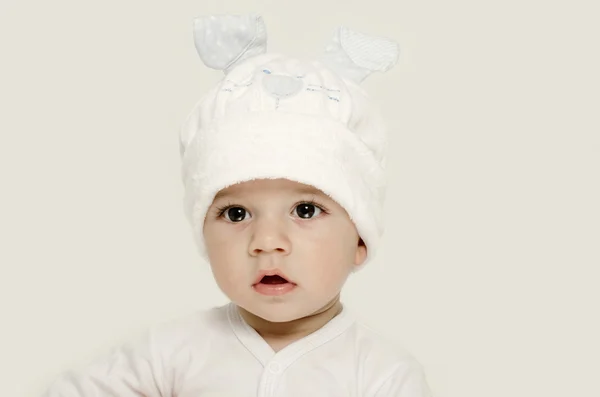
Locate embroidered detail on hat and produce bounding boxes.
[220,78,254,92]
[306,84,341,102]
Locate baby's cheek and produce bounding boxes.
[318,236,357,270]
[310,259,352,290]
[204,228,229,250]
[210,262,247,294]
[205,230,244,263]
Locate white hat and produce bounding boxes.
[179,13,400,269]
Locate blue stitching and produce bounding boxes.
[306,85,342,101]
[307,84,340,92]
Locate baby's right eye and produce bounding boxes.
[222,207,248,222]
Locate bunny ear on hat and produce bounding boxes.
[193,13,267,74]
[180,14,266,159]
[192,15,398,82]
[320,26,400,84]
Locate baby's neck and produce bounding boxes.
[237,298,343,353]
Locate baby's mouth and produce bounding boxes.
[259,275,289,284]
[252,273,297,296]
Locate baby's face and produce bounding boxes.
[203,178,366,323]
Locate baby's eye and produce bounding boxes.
[294,203,323,219]
[223,207,249,222]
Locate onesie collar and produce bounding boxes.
[227,302,356,369]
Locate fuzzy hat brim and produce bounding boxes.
[181,110,385,270]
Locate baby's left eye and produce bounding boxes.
[294,203,322,219]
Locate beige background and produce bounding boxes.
[1,0,598,396]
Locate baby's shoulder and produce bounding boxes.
[346,322,431,395]
[344,320,423,373]
[148,303,230,350]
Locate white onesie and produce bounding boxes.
[43,302,432,397]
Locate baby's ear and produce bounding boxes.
[319,26,400,84]
[355,238,368,267]
[193,13,268,74]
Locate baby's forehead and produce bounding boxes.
[213,178,328,200]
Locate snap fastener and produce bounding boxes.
[268,361,282,374]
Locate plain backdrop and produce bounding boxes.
[1,0,598,396]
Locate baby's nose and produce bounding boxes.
[262,74,303,98]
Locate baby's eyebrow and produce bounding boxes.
[213,190,233,201]
[213,186,326,201]
[295,186,326,196]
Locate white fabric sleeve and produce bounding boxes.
[372,363,434,397]
[41,327,171,397]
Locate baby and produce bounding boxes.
[42,13,432,397]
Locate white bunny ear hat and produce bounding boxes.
[179,13,400,270]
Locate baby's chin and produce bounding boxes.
[239,301,317,324]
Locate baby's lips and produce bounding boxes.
[253,268,295,285]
